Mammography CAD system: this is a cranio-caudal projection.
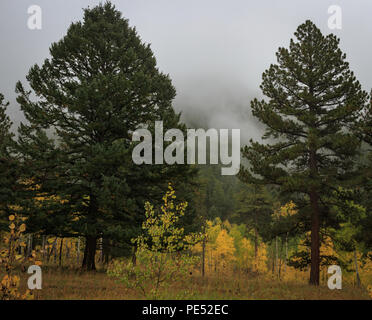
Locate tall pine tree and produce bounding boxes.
[16,2,197,270]
[239,20,368,285]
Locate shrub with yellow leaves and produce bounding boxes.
[367,285,372,299]
[254,242,268,274]
[0,214,41,300]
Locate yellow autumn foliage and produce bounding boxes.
[212,229,236,272]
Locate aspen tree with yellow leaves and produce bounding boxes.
[213,229,236,273]
[272,201,298,276]
[108,184,200,299]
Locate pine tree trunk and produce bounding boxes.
[82,236,97,271]
[309,143,320,286]
[309,190,320,286]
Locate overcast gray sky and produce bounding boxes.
[0,0,371,143]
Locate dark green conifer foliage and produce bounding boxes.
[0,94,12,221]
[0,93,18,229]
[239,21,368,285]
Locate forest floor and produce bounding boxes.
[16,266,371,300]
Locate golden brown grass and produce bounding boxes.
[11,266,371,300]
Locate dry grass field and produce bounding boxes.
[12,267,370,300]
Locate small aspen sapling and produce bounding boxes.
[107,183,200,299]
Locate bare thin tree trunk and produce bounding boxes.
[354,249,361,287]
[66,241,70,261]
[275,237,278,277]
[271,244,275,274]
[131,244,137,266]
[54,239,58,263]
[201,237,206,277]
[59,238,63,267]
[284,232,288,273]
[27,234,33,257]
[42,235,46,261]
[77,237,80,266]
[47,238,57,263]
[47,239,52,262]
